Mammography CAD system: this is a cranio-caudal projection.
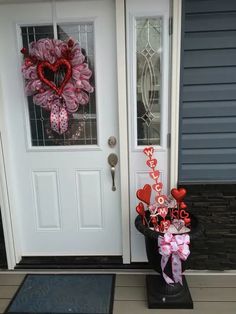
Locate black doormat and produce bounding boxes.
[5,274,115,314]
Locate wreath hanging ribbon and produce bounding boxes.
[21,38,94,134]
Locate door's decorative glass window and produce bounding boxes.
[21,24,97,146]
[136,17,162,146]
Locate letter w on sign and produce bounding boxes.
[143,147,154,158]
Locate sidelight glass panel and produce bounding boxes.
[136,17,162,146]
[21,23,96,146]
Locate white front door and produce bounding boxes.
[0,0,122,259]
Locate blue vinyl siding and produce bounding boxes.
[179,0,236,182]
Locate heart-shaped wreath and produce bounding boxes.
[21,38,94,134]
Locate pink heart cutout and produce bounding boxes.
[155,195,167,205]
[146,159,157,169]
[149,170,160,180]
[143,147,154,158]
[152,182,163,192]
[157,207,168,219]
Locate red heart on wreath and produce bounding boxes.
[37,58,72,96]
[171,188,187,203]
[136,184,151,205]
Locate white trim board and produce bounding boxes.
[115,0,130,264]
[0,133,16,270]
[0,83,18,270]
[170,0,182,188]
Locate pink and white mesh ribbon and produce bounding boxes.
[50,104,68,134]
[158,233,190,285]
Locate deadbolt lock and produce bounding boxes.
[108,136,117,148]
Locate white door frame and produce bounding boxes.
[0,0,182,269]
[115,0,130,264]
[170,0,182,189]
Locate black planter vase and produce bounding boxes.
[135,213,203,309]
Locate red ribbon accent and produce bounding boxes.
[37,58,72,96]
[50,104,68,134]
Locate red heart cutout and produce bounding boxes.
[136,184,151,205]
[151,216,158,226]
[171,188,187,203]
[171,209,179,220]
[184,217,191,225]
[154,225,160,232]
[146,159,157,169]
[136,202,145,216]
[149,170,160,180]
[160,220,170,232]
[152,182,163,192]
[157,207,168,219]
[143,147,154,158]
[179,209,189,219]
[180,201,187,209]
[37,58,72,96]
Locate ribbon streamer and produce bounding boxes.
[158,233,190,285]
[50,104,68,134]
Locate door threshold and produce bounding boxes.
[15,256,151,270]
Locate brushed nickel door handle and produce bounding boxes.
[108,153,118,191]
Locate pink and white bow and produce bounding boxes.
[158,233,190,285]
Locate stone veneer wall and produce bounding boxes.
[180,184,236,270]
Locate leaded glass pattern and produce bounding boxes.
[21,23,97,146]
[136,17,162,146]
